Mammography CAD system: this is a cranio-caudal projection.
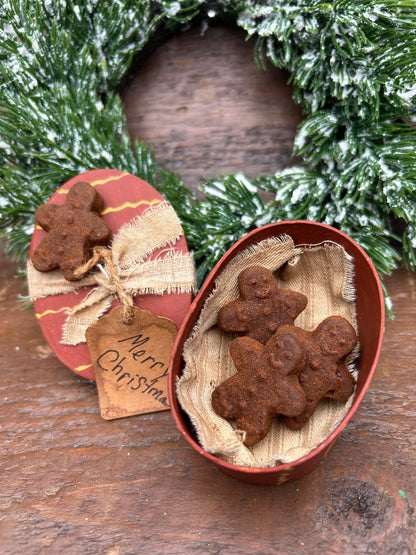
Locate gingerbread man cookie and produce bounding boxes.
[280,316,358,430]
[32,182,111,281]
[217,265,308,344]
[211,330,307,446]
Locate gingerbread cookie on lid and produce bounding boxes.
[32,181,111,281]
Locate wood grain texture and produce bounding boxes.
[122,25,303,190]
[1,24,415,554]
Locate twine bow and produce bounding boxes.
[74,245,136,326]
[28,202,196,345]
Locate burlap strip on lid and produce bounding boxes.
[176,234,358,468]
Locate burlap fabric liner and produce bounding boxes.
[28,202,196,345]
[177,235,358,468]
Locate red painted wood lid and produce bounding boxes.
[29,169,193,381]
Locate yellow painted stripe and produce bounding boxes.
[101,198,160,216]
[57,172,131,194]
[35,199,160,228]
[75,364,92,373]
[90,172,130,186]
[36,306,72,319]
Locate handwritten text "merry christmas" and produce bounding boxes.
[95,333,169,407]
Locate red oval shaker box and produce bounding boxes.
[29,169,192,381]
[168,221,385,485]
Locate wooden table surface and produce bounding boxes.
[2,25,416,554]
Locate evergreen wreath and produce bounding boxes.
[1,1,416,314]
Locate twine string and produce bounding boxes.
[75,246,135,325]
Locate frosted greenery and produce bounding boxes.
[1,0,416,312]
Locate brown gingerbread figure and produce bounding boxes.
[217,265,308,344]
[211,330,307,446]
[32,182,111,281]
[280,316,358,430]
